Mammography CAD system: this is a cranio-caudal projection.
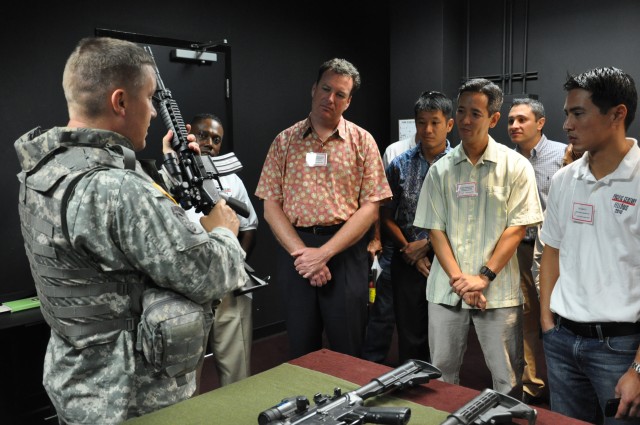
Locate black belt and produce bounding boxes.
[557,315,640,338]
[295,223,344,235]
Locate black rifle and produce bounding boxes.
[143,45,249,218]
[441,388,537,425]
[258,359,442,425]
[144,46,269,295]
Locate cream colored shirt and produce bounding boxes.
[414,136,543,309]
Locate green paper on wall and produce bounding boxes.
[3,296,40,312]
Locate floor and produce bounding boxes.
[199,325,550,410]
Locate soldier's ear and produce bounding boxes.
[111,90,126,116]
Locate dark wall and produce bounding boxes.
[389,0,640,149]
[389,0,466,146]
[389,2,445,142]
[7,0,639,335]
[0,1,390,333]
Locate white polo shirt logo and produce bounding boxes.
[611,193,637,215]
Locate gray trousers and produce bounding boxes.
[428,302,524,398]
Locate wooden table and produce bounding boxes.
[124,348,591,425]
[290,349,590,425]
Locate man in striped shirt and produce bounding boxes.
[415,79,543,398]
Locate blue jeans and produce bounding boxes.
[543,324,640,424]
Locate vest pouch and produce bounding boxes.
[136,288,206,380]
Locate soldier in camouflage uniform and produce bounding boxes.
[14,37,248,424]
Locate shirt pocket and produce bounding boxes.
[486,185,510,230]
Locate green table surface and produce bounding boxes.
[124,362,449,424]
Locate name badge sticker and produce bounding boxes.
[306,152,328,167]
[572,202,594,224]
[456,182,478,198]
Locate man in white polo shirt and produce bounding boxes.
[540,67,640,424]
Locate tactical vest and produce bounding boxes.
[17,127,143,348]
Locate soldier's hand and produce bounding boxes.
[200,199,239,235]
[162,125,199,155]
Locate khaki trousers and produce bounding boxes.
[195,292,253,392]
[517,241,546,397]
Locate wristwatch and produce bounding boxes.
[631,361,640,375]
[479,265,497,282]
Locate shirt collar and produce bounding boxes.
[302,116,346,141]
[514,134,548,159]
[572,154,592,180]
[452,136,498,165]
[573,138,640,182]
[532,134,549,158]
[411,140,451,161]
[615,138,640,179]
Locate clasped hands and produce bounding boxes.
[450,273,488,310]
[291,247,332,287]
[401,239,431,277]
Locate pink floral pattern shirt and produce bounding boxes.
[255,117,391,227]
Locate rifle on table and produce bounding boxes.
[143,45,249,218]
[258,359,442,425]
[440,388,537,425]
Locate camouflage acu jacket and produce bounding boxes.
[15,126,248,423]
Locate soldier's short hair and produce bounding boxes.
[63,37,154,118]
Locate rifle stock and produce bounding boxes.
[441,388,537,425]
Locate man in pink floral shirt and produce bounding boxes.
[255,58,391,358]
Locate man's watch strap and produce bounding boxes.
[631,361,640,375]
[479,265,497,281]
